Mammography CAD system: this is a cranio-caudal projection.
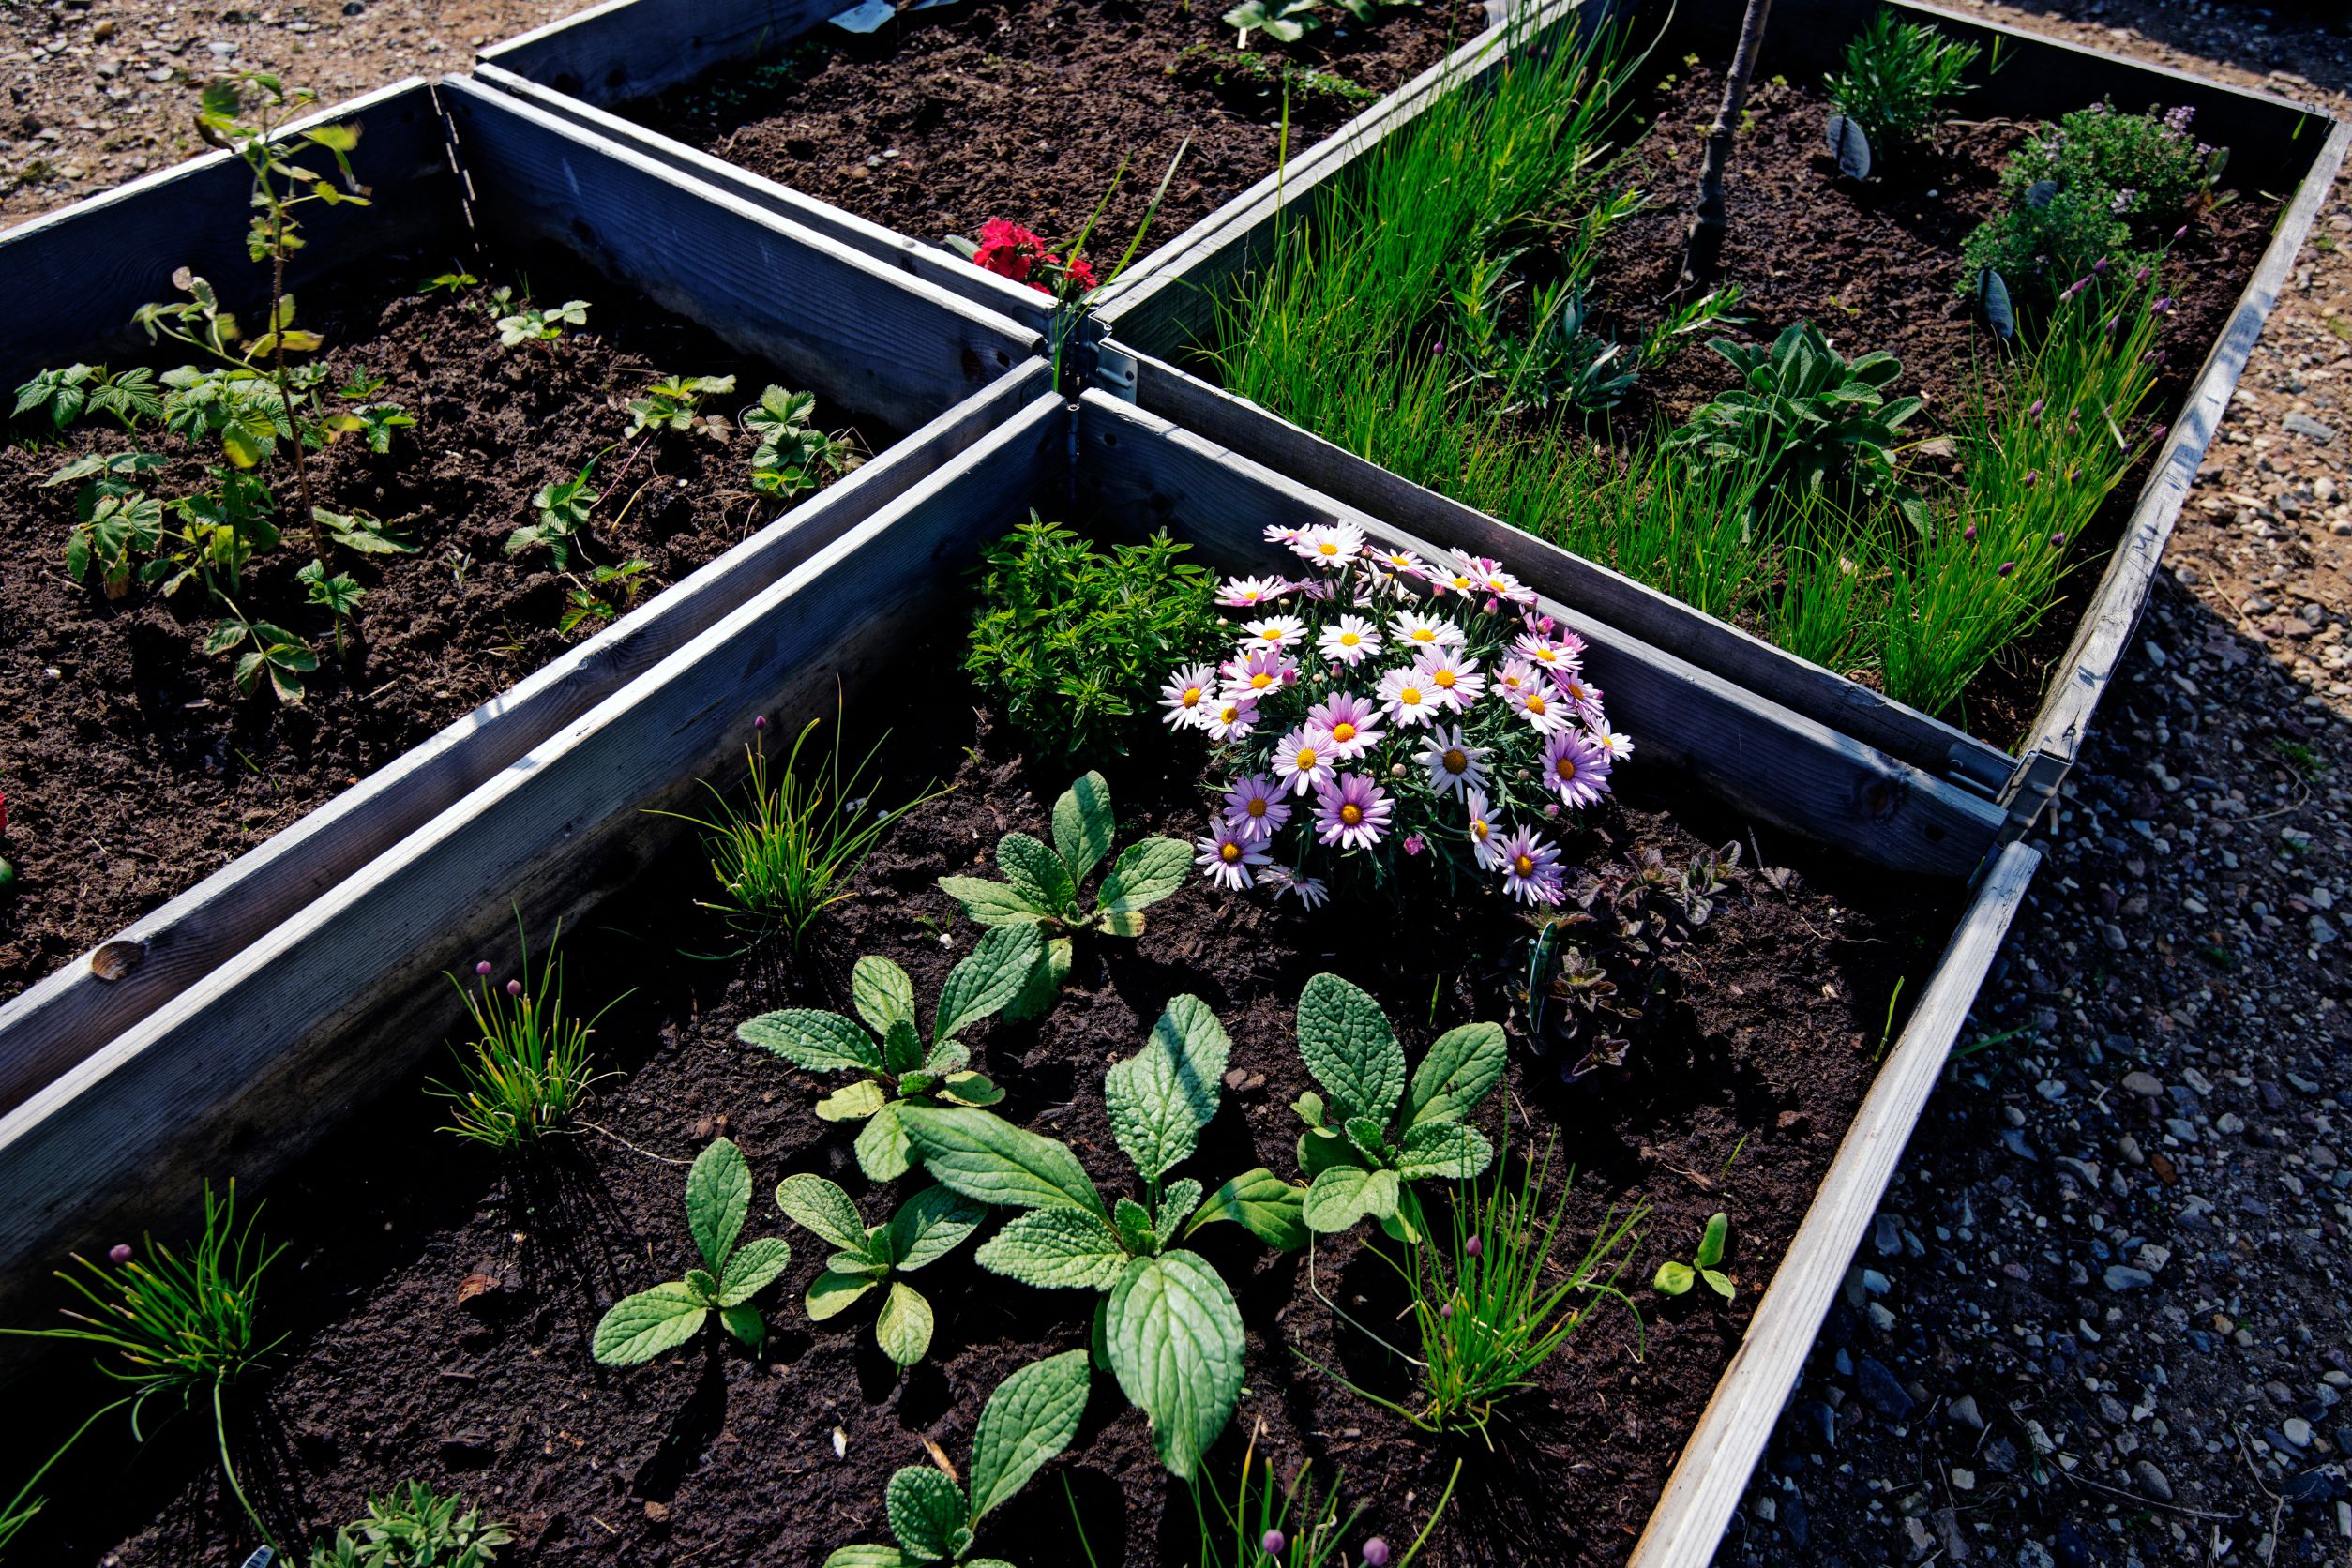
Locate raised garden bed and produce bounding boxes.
[1093,0,2351,836]
[0,74,1042,1112]
[0,384,2038,1566]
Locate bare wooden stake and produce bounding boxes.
[1681,0,1774,288]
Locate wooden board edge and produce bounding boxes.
[1622,838,2043,1568]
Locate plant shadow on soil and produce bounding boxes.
[0,641,1957,1565]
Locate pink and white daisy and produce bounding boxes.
[1464,788,1506,870]
[1221,648,1297,702]
[1390,610,1465,652]
[1306,691,1383,759]
[1238,615,1308,653]
[1201,694,1258,743]
[1272,727,1337,796]
[1369,545,1429,580]
[1415,650,1485,712]
[1430,556,1481,596]
[1456,553,1534,605]
[1291,522,1366,570]
[1216,575,1292,609]
[1541,729,1612,809]
[1548,668,1606,725]
[1376,664,1443,729]
[1263,524,1303,549]
[1420,725,1488,795]
[1513,631,1583,674]
[1278,872,1330,910]
[1314,773,1393,852]
[1160,663,1217,730]
[1220,774,1292,845]
[1195,825,1272,892]
[1316,613,1383,668]
[1588,725,1635,761]
[1506,679,1570,734]
[1493,658,1539,700]
[1498,826,1565,906]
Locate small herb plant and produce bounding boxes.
[305,1481,516,1568]
[904,997,1305,1478]
[428,927,618,1152]
[776,1176,985,1366]
[937,771,1190,1018]
[626,372,736,435]
[744,384,858,499]
[964,516,1225,765]
[1821,13,1981,159]
[1290,974,1505,1244]
[494,296,590,349]
[592,1138,792,1364]
[1187,1430,1459,1567]
[821,1349,1091,1568]
[736,923,1040,1180]
[1652,1212,1735,1299]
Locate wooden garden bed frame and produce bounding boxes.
[1090,0,2349,845]
[0,381,2038,1566]
[0,72,1044,1119]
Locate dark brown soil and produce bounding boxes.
[0,679,1959,1567]
[627,0,1485,264]
[0,260,867,1002]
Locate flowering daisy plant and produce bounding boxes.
[1168,526,1630,908]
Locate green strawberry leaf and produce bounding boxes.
[1295,973,1405,1129]
[1104,1252,1245,1481]
[686,1138,751,1273]
[902,1107,1103,1214]
[967,1348,1093,1526]
[1103,994,1232,1182]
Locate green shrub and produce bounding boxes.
[965,514,1224,764]
[1822,12,1980,158]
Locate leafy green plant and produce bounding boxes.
[1652,1211,1734,1299]
[822,1349,1091,1567]
[1289,974,1504,1244]
[1171,43,1378,106]
[776,1176,985,1365]
[937,771,1190,1018]
[0,1182,286,1552]
[741,384,859,500]
[1821,12,1980,158]
[1223,0,1323,45]
[12,363,161,430]
[592,1138,792,1364]
[300,558,367,659]
[512,463,596,568]
[627,372,737,435]
[963,516,1225,765]
[904,997,1306,1479]
[494,296,590,349]
[305,1481,516,1568]
[1663,321,1925,526]
[428,927,616,1152]
[559,558,654,636]
[51,449,167,595]
[1185,1430,1460,1567]
[206,601,319,703]
[421,271,480,295]
[736,923,1040,1180]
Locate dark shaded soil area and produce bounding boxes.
[0,674,1960,1567]
[628,0,1485,264]
[0,258,867,1002]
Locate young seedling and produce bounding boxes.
[1184,1426,1461,1568]
[592,1138,792,1364]
[736,922,1041,1180]
[1652,1212,1734,1299]
[627,372,737,436]
[511,464,596,569]
[1289,974,1505,1244]
[776,1176,985,1366]
[305,1480,516,1568]
[206,602,319,704]
[299,559,367,659]
[494,297,590,349]
[904,997,1306,1479]
[743,383,857,499]
[52,449,169,596]
[13,363,161,430]
[822,1349,1091,1568]
[559,558,653,637]
[937,772,1190,1018]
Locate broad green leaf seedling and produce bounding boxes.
[1652,1212,1735,1299]
[592,1138,792,1364]
[304,1479,516,1568]
[776,1175,985,1366]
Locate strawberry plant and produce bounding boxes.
[776,1175,985,1366]
[592,1138,792,1364]
[743,384,857,499]
[904,997,1306,1479]
[626,372,737,436]
[735,923,1042,1181]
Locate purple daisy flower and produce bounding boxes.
[1308,691,1384,759]
[1498,826,1565,906]
[1194,824,1272,892]
[1221,774,1292,845]
[1542,729,1612,809]
[1315,774,1393,852]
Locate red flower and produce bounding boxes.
[972,218,1095,298]
[1063,254,1099,292]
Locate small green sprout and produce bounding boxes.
[1652,1212,1734,1299]
[627,372,737,435]
[776,1176,985,1366]
[592,1138,792,1364]
[494,297,590,349]
[305,1480,516,1568]
[511,464,596,568]
[743,383,856,499]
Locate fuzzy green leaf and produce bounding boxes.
[718,1236,792,1306]
[822,1548,915,1568]
[1095,836,1190,917]
[739,1009,883,1074]
[1154,1178,1204,1241]
[1702,1268,1736,1300]
[1187,1168,1308,1251]
[967,1348,1093,1526]
[974,1206,1130,1290]
[875,1281,936,1365]
[889,1184,988,1271]
[593,1283,707,1365]
[852,956,917,1040]
[941,1070,1004,1108]
[1104,1252,1245,1481]
[1654,1260,1696,1296]
[1301,1165,1400,1233]
[884,1018,927,1077]
[1104,994,1232,1182]
[1395,1119,1493,1182]
[939,875,1048,927]
[1295,974,1405,1129]
[902,1107,1102,1214]
[687,1138,752,1274]
[997,832,1077,916]
[816,1080,890,1123]
[1002,935,1072,1023]
[1113,1197,1156,1255]
[1051,773,1117,884]
[1696,1212,1728,1270]
[854,1100,915,1183]
[886,1464,967,1561]
[807,1268,880,1321]
[934,923,1047,1044]
[1297,1126,1362,1182]
[1405,1021,1506,1129]
[719,1303,766,1349]
[776,1174,868,1253]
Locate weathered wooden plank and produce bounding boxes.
[438,76,1040,434]
[0,391,1069,1335]
[471,64,1059,335]
[1075,391,2006,877]
[478,0,827,107]
[0,78,454,377]
[2018,114,2352,781]
[1624,839,2042,1568]
[0,359,1053,1119]
[1118,343,2014,792]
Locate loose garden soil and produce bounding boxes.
[0,671,1958,1566]
[626,0,1485,265]
[0,253,868,1003]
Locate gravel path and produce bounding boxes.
[0,0,2347,1563]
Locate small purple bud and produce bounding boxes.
[2142,349,2163,365]
[1544,802,1560,819]
[2106,314,2121,334]
[2066,468,2080,483]
[1963,525,1978,543]
[1998,561,2016,578]
[506,979,524,997]
[2133,266,2149,284]
[2173,223,2189,242]
[1262,1530,1287,1557]
[1481,596,1500,615]
[2093,257,2109,275]
[2023,470,2038,488]
[2026,399,2043,420]
[2050,532,2067,548]
[2151,425,2169,445]
[108,1244,134,1265]
[475,960,494,976]
[1465,1234,1483,1259]
[1362,1540,1392,1568]
[752,715,768,731]
[1440,1300,1454,1319]
[2152,296,2173,314]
